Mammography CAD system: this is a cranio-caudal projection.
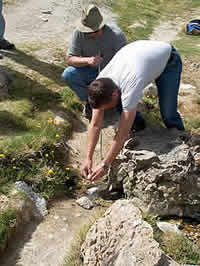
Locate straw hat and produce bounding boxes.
[78,5,105,33]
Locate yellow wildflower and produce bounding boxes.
[48,117,53,123]
[53,120,57,125]
[0,154,5,157]
[45,154,49,157]
[13,166,16,169]
[48,169,53,174]
[65,168,70,171]
[56,134,60,138]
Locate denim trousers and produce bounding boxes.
[61,66,98,102]
[0,0,5,40]
[155,47,184,130]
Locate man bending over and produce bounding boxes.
[82,40,184,181]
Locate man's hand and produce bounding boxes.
[88,56,103,67]
[81,159,93,178]
[87,163,107,182]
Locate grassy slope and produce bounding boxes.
[0,39,83,199]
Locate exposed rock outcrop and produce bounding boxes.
[108,128,200,219]
[81,200,179,266]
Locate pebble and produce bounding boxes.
[41,9,52,14]
[76,196,94,210]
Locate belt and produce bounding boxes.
[168,46,175,64]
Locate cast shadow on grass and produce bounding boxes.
[1,49,66,87]
[0,110,28,136]
[0,65,87,134]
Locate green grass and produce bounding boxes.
[143,213,200,265]
[163,232,200,264]
[0,41,80,154]
[0,41,83,200]
[142,96,165,129]
[110,0,200,43]
[0,142,81,200]
[0,209,17,250]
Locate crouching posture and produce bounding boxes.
[81,40,184,181]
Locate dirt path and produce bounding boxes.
[0,199,104,266]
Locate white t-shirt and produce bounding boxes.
[97,40,171,111]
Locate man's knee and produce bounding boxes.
[61,67,74,84]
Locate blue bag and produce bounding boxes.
[186,19,200,35]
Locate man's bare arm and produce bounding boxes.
[81,109,104,177]
[87,109,104,160]
[67,56,103,67]
[89,107,136,181]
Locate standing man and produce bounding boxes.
[61,4,127,119]
[0,0,15,57]
[82,40,184,181]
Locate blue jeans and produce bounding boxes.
[0,0,5,40]
[155,47,184,130]
[61,66,98,102]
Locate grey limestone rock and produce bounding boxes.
[81,200,179,266]
[108,128,200,218]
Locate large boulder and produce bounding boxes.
[108,128,200,218]
[81,200,179,266]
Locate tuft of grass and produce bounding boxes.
[142,213,162,243]
[163,232,200,265]
[0,208,17,250]
[183,116,200,130]
[63,209,105,266]
[142,97,164,128]
[143,213,200,265]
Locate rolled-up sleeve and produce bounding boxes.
[67,30,82,57]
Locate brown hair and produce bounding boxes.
[88,78,118,108]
